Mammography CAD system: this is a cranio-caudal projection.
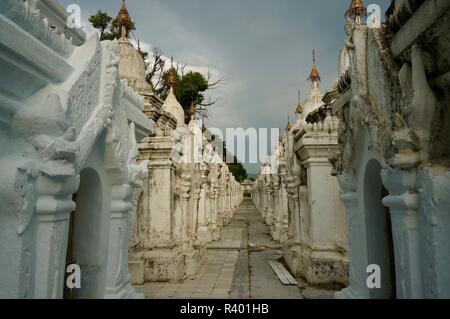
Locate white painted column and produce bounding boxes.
[335,173,368,299]
[31,170,79,299]
[381,168,423,299]
[105,184,143,299]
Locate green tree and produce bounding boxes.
[227,157,248,183]
[108,17,136,40]
[177,71,208,120]
[156,69,216,123]
[89,11,136,41]
[89,10,220,119]
[88,11,112,40]
[222,141,248,183]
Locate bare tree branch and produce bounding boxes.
[206,71,225,90]
[145,48,166,92]
[198,97,220,108]
[140,47,224,120]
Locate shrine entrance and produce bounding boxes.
[364,159,397,298]
[64,168,104,299]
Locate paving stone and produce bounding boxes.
[301,287,336,299]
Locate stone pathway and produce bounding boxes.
[229,199,303,299]
[207,227,245,250]
[134,199,339,299]
[135,249,239,299]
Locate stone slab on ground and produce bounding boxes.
[301,287,336,299]
[135,249,239,299]
[207,227,245,249]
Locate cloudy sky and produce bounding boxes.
[60,0,391,175]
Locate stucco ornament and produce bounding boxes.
[127,123,149,187]
[0,0,74,57]
[10,93,80,235]
[407,44,437,164]
[344,19,355,57]
[12,94,79,170]
[171,126,192,164]
[392,113,420,168]
[338,19,355,78]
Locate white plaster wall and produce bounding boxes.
[70,135,111,299]
[306,163,337,245]
[337,126,393,299]
[417,167,450,298]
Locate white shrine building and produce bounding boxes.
[0,0,153,298]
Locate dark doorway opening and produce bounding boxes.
[63,168,104,299]
[382,186,396,298]
[364,160,397,299]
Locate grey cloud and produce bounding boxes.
[60,0,391,174]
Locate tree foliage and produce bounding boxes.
[89,10,222,120]
[88,11,111,40]
[150,61,220,122]
[222,142,248,183]
[227,157,248,183]
[177,72,209,121]
[89,10,135,41]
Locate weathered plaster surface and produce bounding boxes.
[0,0,151,298]
[334,0,450,299]
[253,97,348,286]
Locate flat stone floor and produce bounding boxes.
[134,199,339,299]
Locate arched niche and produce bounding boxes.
[363,159,396,298]
[65,167,105,299]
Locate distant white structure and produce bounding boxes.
[253,52,348,285]
[112,2,243,284]
[241,179,254,198]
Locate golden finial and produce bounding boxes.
[345,0,367,22]
[308,49,321,83]
[188,98,196,120]
[295,90,303,114]
[168,57,176,88]
[117,0,132,38]
[285,113,292,131]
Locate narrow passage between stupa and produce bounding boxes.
[135,199,341,299]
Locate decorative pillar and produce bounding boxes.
[130,134,185,282]
[209,164,220,241]
[271,174,281,241]
[105,184,143,299]
[196,164,212,243]
[265,175,274,226]
[416,166,450,298]
[335,173,368,299]
[381,168,423,299]
[32,173,79,299]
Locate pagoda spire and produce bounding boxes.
[202,120,207,133]
[307,49,321,89]
[162,58,185,127]
[295,90,303,115]
[168,57,177,89]
[285,113,292,132]
[117,0,132,38]
[345,0,367,25]
[188,98,196,121]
